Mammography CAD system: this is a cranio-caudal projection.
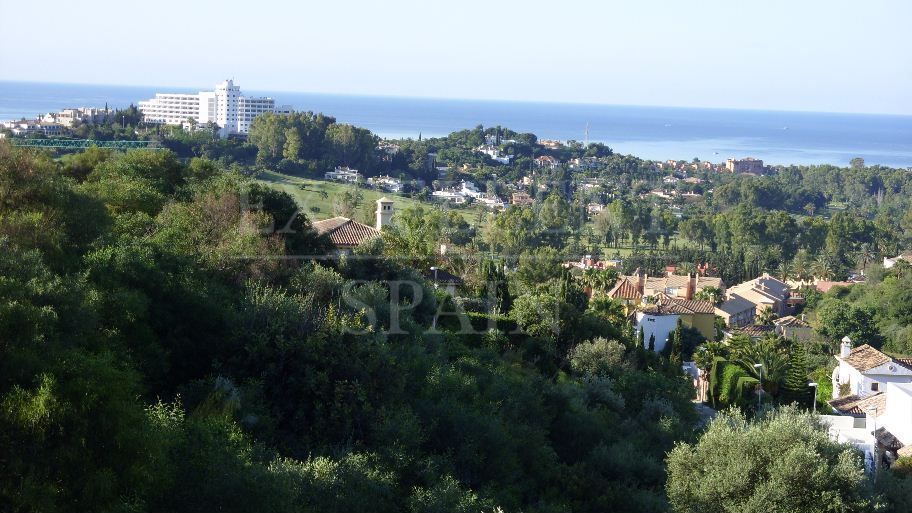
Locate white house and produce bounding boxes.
[460,181,485,199]
[832,337,912,400]
[324,167,362,183]
[884,252,912,269]
[882,383,912,446]
[634,309,679,353]
[367,175,404,193]
[431,190,467,204]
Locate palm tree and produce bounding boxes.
[791,258,810,286]
[857,244,875,274]
[776,261,793,283]
[733,335,790,395]
[757,307,779,326]
[810,255,834,281]
[694,286,723,306]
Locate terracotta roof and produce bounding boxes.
[716,295,756,315]
[774,315,810,328]
[876,427,904,451]
[696,276,724,289]
[828,392,886,416]
[842,344,892,372]
[664,274,690,288]
[737,325,777,338]
[816,281,853,293]
[653,293,715,314]
[312,216,380,248]
[608,278,643,301]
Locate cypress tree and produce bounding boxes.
[638,327,645,349]
[648,333,656,352]
[670,319,684,367]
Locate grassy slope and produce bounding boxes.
[257,170,484,225]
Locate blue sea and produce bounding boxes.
[2,81,911,167]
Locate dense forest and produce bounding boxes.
[0,143,702,512]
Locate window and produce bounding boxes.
[871,383,879,392]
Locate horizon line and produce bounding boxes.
[2,79,911,119]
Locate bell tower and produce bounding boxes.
[376,197,393,230]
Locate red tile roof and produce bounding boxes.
[608,278,642,301]
[312,217,379,248]
[828,392,886,416]
[842,344,892,372]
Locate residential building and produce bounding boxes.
[831,338,912,400]
[618,269,724,301]
[725,157,765,174]
[726,273,791,317]
[312,217,380,250]
[138,80,289,136]
[635,308,680,353]
[774,315,813,341]
[460,181,484,199]
[634,294,715,351]
[534,155,559,169]
[324,167,362,183]
[587,203,605,215]
[715,295,757,328]
[884,252,912,269]
[313,198,392,251]
[476,145,513,164]
[431,190,467,204]
[367,175,404,193]
[511,192,534,205]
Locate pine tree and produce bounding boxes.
[648,333,656,352]
[783,343,810,406]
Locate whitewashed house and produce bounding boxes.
[324,167,362,183]
[831,337,912,400]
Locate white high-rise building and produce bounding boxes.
[138,80,290,136]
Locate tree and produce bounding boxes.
[670,319,684,368]
[666,407,876,513]
[693,286,723,306]
[782,343,811,407]
[815,298,882,348]
[648,333,656,352]
[637,326,645,349]
[756,307,779,325]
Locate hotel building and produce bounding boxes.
[138,80,290,136]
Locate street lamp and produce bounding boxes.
[808,382,819,414]
[430,266,439,289]
[754,363,763,412]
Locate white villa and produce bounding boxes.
[431,190,467,204]
[476,145,513,164]
[832,337,912,400]
[820,338,912,473]
[324,167,362,183]
[367,175,404,193]
[884,252,912,269]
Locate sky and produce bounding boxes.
[1,0,910,115]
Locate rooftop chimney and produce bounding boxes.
[840,336,853,359]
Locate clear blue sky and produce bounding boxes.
[1,0,910,114]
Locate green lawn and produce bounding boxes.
[256,170,484,225]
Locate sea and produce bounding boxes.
[2,80,912,168]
